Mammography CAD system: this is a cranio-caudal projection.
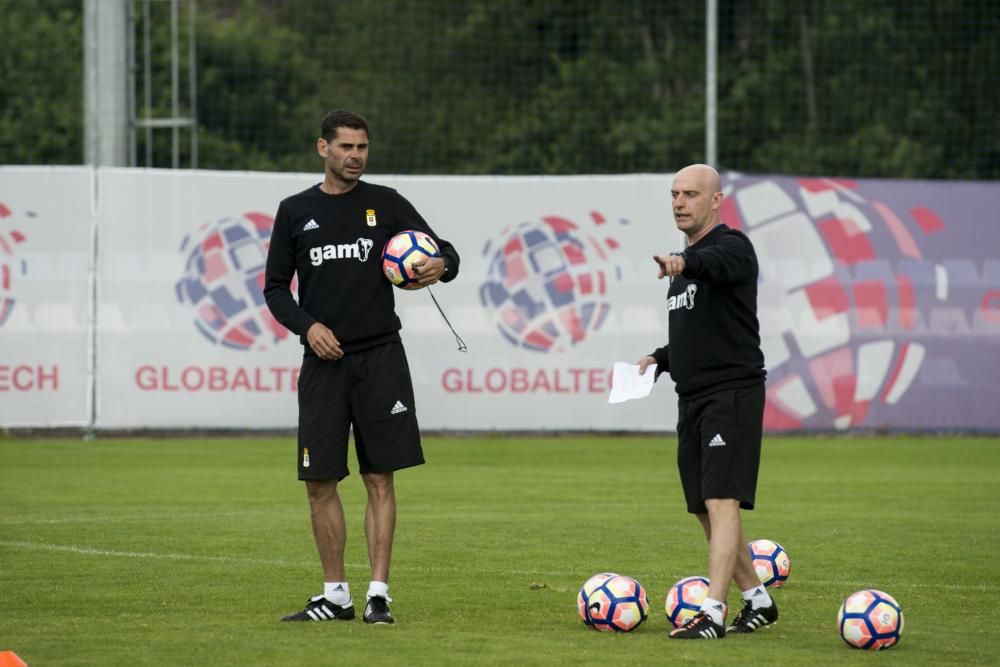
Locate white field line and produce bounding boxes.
[0,539,306,568]
[0,510,286,525]
[1,539,997,593]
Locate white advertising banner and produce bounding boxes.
[393,175,685,431]
[0,167,93,427]
[94,169,684,430]
[10,167,995,432]
[96,168,312,429]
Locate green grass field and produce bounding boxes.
[1,434,998,666]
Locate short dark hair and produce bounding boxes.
[321,110,370,142]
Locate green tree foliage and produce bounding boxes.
[0,0,83,164]
[190,5,328,171]
[719,0,1000,178]
[1,0,996,178]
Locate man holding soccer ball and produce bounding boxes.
[638,163,777,639]
[264,110,459,624]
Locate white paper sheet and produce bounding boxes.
[608,362,656,404]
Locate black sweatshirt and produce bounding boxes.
[650,223,765,399]
[264,181,459,354]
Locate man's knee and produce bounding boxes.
[362,471,395,499]
[305,479,339,505]
[704,497,741,519]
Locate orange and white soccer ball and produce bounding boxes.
[838,589,904,650]
[665,575,710,628]
[583,574,649,633]
[577,572,617,625]
[749,539,791,588]
[381,229,439,290]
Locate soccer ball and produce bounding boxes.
[381,229,439,290]
[584,575,649,632]
[749,539,791,588]
[577,572,617,625]
[838,589,904,650]
[665,576,710,628]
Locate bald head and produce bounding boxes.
[670,164,723,243]
[674,163,721,195]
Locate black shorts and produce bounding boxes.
[296,342,424,481]
[676,383,765,514]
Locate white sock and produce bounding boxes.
[367,580,390,601]
[700,597,727,626]
[743,585,773,610]
[324,581,351,605]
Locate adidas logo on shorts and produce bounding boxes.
[390,400,408,415]
[708,433,726,447]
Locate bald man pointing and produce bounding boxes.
[638,164,777,639]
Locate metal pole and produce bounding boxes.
[189,0,198,169]
[83,0,129,166]
[84,0,96,165]
[705,0,718,167]
[171,0,180,169]
[126,0,135,166]
[83,0,129,434]
[143,0,153,166]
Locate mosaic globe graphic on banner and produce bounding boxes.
[0,202,29,327]
[722,175,946,430]
[479,212,623,352]
[175,212,291,351]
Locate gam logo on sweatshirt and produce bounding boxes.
[308,238,374,266]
